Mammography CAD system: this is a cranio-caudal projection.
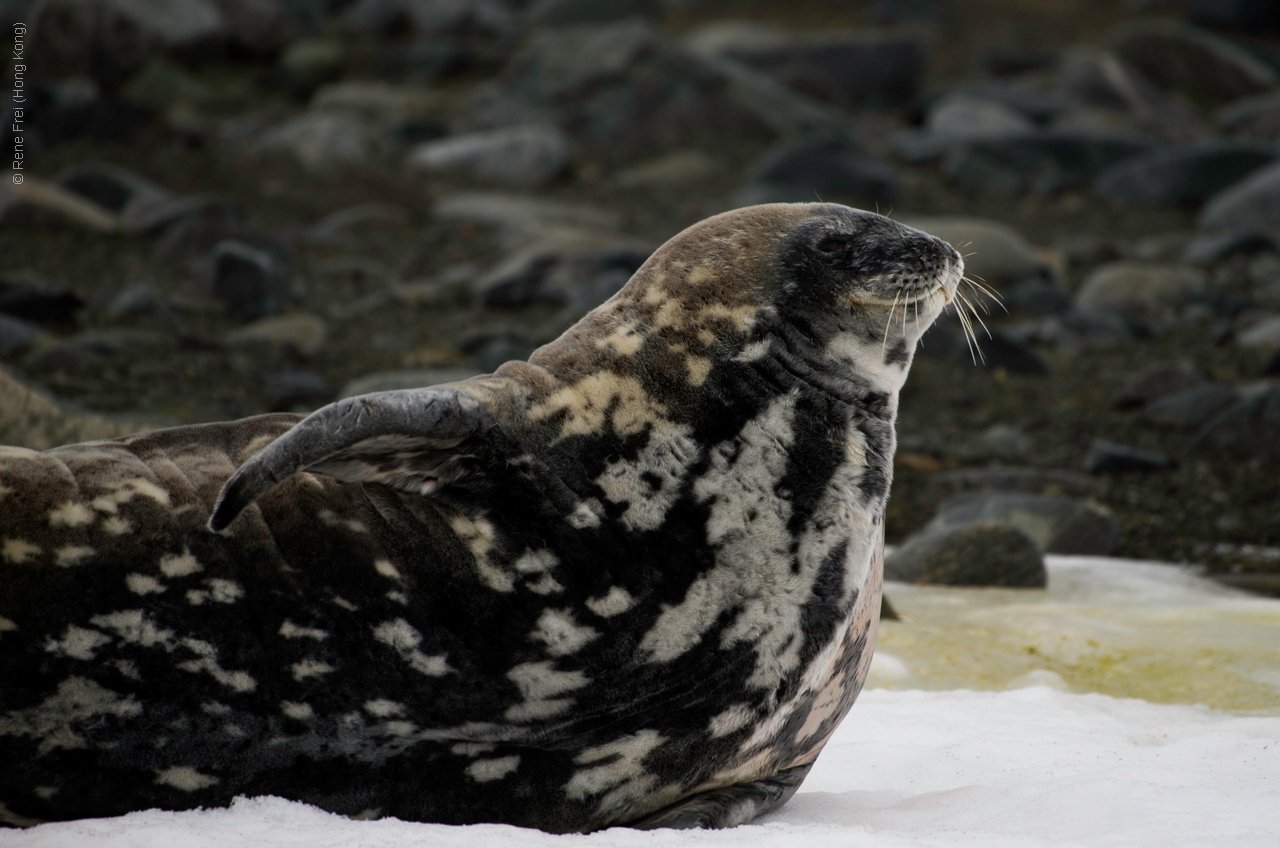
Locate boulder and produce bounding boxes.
[408,124,571,189]
[1200,160,1280,230]
[255,111,378,170]
[1190,386,1280,461]
[736,135,895,206]
[1094,140,1279,207]
[1115,361,1205,408]
[685,21,924,109]
[1075,262,1208,325]
[1108,20,1278,101]
[885,523,1046,588]
[225,313,327,357]
[1142,385,1240,429]
[923,492,1120,556]
[209,240,290,321]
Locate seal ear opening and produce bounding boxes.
[208,387,496,532]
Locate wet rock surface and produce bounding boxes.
[3,0,1279,592]
[886,522,1047,588]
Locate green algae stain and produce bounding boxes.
[868,559,1280,714]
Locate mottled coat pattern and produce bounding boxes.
[0,204,960,832]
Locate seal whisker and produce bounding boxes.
[882,288,903,358]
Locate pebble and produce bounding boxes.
[614,150,722,189]
[923,492,1120,556]
[943,130,1154,194]
[1084,440,1170,473]
[885,523,1046,588]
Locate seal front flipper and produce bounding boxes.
[208,384,506,531]
[628,763,814,830]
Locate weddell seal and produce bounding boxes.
[0,203,962,832]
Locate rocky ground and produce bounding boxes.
[2,0,1278,592]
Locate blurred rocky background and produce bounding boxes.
[2,0,1278,595]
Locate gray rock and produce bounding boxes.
[0,274,84,325]
[885,523,1046,588]
[408,124,571,188]
[1094,140,1279,207]
[968,423,1032,462]
[470,21,857,166]
[528,0,654,26]
[212,0,298,51]
[260,369,330,409]
[614,150,722,189]
[339,367,482,399]
[917,322,1051,374]
[21,329,173,372]
[54,163,203,234]
[277,37,346,87]
[1218,89,1280,141]
[1190,386,1280,460]
[1002,276,1073,315]
[1027,307,1135,347]
[1057,49,1206,143]
[1076,262,1208,325]
[1184,228,1280,263]
[432,192,621,247]
[105,285,167,320]
[343,0,403,33]
[1142,385,1240,428]
[1109,20,1279,100]
[402,0,516,37]
[1084,440,1169,473]
[933,467,1100,497]
[209,240,289,321]
[1190,0,1280,29]
[736,135,895,206]
[924,492,1120,556]
[0,314,41,356]
[899,217,1046,290]
[926,93,1036,143]
[1201,160,1280,230]
[1116,361,1205,408]
[225,313,327,356]
[255,111,376,170]
[1237,314,1280,351]
[467,336,535,372]
[1265,349,1280,375]
[944,130,1154,194]
[685,21,924,110]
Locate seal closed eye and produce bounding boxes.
[0,203,961,832]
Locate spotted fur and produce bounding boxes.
[0,204,961,832]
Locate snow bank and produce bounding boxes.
[6,687,1277,848]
